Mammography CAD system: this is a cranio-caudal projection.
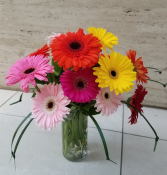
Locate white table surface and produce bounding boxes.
[0,89,166,175]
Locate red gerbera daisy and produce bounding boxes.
[50,28,102,71]
[126,49,150,84]
[29,44,50,58]
[129,84,147,124]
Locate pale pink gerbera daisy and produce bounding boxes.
[32,83,71,130]
[5,55,54,93]
[45,32,61,46]
[60,68,99,103]
[95,87,123,116]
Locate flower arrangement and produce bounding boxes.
[6,27,165,164]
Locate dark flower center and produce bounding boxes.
[70,42,81,50]
[46,100,56,111]
[104,93,109,99]
[24,68,35,74]
[77,81,84,88]
[47,102,54,109]
[111,70,116,77]
[74,77,88,91]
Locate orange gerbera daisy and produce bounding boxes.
[50,28,102,71]
[29,44,50,58]
[126,49,150,84]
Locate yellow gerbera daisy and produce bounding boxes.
[87,27,119,51]
[93,52,136,95]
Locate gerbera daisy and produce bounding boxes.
[60,68,99,103]
[95,87,123,116]
[45,32,61,46]
[93,52,136,95]
[129,84,147,124]
[29,44,50,58]
[87,27,119,51]
[50,28,102,71]
[6,55,54,93]
[32,83,71,130]
[126,49,150,84]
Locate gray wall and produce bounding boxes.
[0,0,167,108]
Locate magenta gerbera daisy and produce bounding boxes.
[5,55,54,93]
[60,68,99,103]
[95,87,123,116]
[32,83,71,130]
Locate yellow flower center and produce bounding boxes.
[109,69,119,79]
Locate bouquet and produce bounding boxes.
[6,27,164,164]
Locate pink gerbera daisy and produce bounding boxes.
[32,83,71,130]
[95,87,123,116]
[60,68,99,103]
[5,55,54,93]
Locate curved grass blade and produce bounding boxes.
[10,93,23,105]
[12,118,34,160]
[11,113,32,152]
[121,100,159,151]
[82,109,116,164]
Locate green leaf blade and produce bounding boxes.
[35,78,48,85]
[12,118,34,160]
[89,106,101,115]
[78,111,85,141]
[10,93,23,105]
[83,109,116,164]
[52,59,62,76]
[31,92,36,98]
[11,112,32,151]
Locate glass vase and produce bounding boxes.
[62,110,88,161]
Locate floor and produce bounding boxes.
[0,89,166,175]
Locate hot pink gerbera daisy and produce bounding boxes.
[32,83,71,130]
[5,55,54,93]
[95,87,123,116]
[60,68,99,103]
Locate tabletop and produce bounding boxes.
[0,89,166,175]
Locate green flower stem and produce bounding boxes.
[147,79,167,87]
[121,100,159,151]
[79,140,83,155]
[68,120,72,131]
[145,67,162,74]
[64,122,69,155]
[35,85,41,93]
[47,73,53,83]
[62,111,88,161]
[51,73,56,83]
[70,102,79,109]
